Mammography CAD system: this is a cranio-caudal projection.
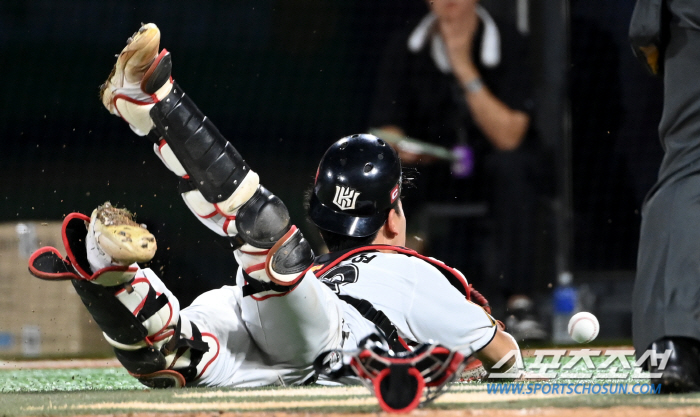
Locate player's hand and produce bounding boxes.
[438,8,480,84]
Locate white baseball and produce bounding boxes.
[568,312,599,343]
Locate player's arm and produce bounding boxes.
[100,23,313,298]
[474,327,519,370]
[459,77,530,151]
[441,17,529,151]
[406,261,520,373]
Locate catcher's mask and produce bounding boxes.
[314,334,470,413]
[308,134,402,238]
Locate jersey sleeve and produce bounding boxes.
[405,258,497,353]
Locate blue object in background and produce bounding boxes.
[552,272,579,343]
[0,332,14,349]
[553,286,578,314]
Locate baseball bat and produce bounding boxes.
[369,128,458,162]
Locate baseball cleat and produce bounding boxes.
[89,202,157,265]
[100,23,162,114]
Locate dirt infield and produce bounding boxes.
[3,357,700,416]
[57,409,700,417]
[0,358,121,370]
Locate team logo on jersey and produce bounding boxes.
[319,264,359,294]
[333,186,361,210]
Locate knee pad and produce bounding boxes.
[234,186,291,248]
[231,187,314,298]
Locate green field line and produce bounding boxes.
[1,356,696,416]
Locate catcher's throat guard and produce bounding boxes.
[314,335,470,413]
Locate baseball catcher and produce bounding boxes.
[28,23,521,410]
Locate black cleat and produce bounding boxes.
[649,337,700,394]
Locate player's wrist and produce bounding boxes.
[454,62,481,92]
[463,77,484,95]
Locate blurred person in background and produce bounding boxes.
[630,0,700,393]
[369,0,547,341]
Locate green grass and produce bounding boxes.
[0,368,142,393]
[0,356,699,416]
[0,355,646,393]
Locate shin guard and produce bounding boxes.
[150,83,252,205]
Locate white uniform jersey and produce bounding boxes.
[316,250,497,355]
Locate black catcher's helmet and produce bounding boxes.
[308,134,402,237]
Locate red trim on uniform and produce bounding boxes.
[427,350,465,387]
[313,244,471,299]
[128,369,185,388]
[265,226,306,287]
[149,328,175,343]
[199,210,218,219]
[27,247,77,281]
[214,203,233,218]
[250,258,315,301]
[146,299,174,339]
[141,48,171,100]
[244,263,265,274]
[195,332,220,380]
[350,357,371,380]
[113,92,153,109]
[59,213,138,282]
[398,336,410,351]
[62,213,92,279]
[148,297,175,343]
[358,350,372,359]
[240,249,269,256]
[250,280,302,301]
[222,216,236,234]
[132,294,149,317]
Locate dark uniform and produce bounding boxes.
[369,12,544,303]
[631,0,700,392]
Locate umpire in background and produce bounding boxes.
[630,0,700,393]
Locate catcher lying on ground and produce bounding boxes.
[27,22,521,412]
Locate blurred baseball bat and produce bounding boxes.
[369,128,458,162]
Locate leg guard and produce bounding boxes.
[150,82,252,206]
[148,80,313,296]
[70,268,217,388]
[27,209,218,388]
[102,24,314,297]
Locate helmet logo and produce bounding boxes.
[390,184,400,204]
[333,186,361,210]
